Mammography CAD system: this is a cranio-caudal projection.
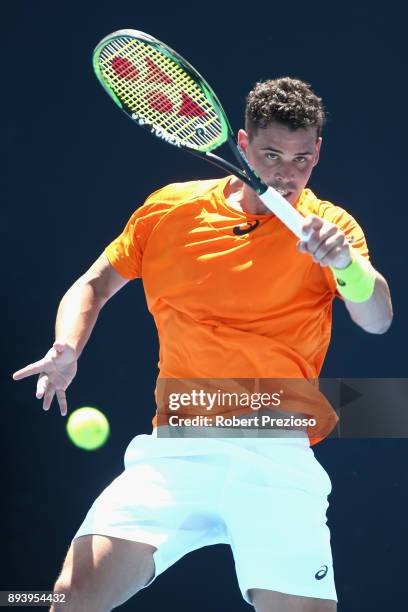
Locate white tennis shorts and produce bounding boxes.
[73,429,337,605]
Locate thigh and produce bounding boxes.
[249,588,337,611]
[53,535,156,610]
[69,451,230,599]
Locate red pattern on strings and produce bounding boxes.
[145,57,173,84]
[178,91,206,117]
[146,90,174,114]
[111,56,140,81]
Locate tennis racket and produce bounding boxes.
[93,29,305,238]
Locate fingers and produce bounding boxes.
[298,217,346,265]
[301,214,323,239]
[316,235,346,266]
[13,346,74,417]
[36,376,68,415]
[311,229,344,263]
[35,372,54,411]
[12,348,58,381]
[308,224,338,253]
[42,385,55,412]
[56,389,68,417]
[298,227,351,268]
[36,372,68,414]
[13,358,48,380]
[36,373,49,399]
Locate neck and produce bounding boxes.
[225,177,272,216]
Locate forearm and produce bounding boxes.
[344,271,393,334]
[55,279,105,358]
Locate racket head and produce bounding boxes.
[93,29,231,153]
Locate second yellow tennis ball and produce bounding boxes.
[66,407,110,451]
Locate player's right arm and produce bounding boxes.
[12,253,129,416]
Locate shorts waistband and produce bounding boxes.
[155,424,308,437]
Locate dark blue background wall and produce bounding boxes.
[4,2,407,610]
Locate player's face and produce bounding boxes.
[238,122,322,207]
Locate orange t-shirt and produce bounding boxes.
[105,175,369,441]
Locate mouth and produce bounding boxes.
[273,187,293,199]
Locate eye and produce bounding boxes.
[294,156,307,163]
[266,153,278,160]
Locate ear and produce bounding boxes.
[313,137,322,167]
[237,129,249,152]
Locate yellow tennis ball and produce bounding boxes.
[66,407,110,450]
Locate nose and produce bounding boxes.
[274,160,295,181]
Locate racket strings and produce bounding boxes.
[97,38,224,150]
[106,40,221,144]
[101,41,212,141]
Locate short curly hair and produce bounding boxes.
[245,77,326,140]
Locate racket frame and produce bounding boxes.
[93,29,305,237]
[93,30,264,189]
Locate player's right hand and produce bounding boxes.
[12,342,78,416]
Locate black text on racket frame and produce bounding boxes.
[93,29,305,238]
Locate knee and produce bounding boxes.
[50,575,71,611]
[248,588,337,612]
[52,570,132,612]
[52,573,98,612]
[52,573,77,606]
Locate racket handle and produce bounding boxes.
[259,187,304,239]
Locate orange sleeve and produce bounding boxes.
[104,188,176,279]
[104,210,145,280]
[317,202,370,297]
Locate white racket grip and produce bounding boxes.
[259,187,305,239]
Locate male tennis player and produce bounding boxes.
[13,77,392,612]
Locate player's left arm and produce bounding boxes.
[298,215,393,334]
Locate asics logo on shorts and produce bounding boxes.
[314,565,328,580]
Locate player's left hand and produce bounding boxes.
[297,214,352,269]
